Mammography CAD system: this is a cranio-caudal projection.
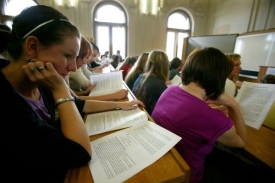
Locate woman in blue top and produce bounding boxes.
[132,50,169,115]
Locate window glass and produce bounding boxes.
[166,11,191,61]
[96,26,110,57]
[95,5,125,23]
[112,27,125,59]
[4,0,37,16]
[94,3,127,58]
[167,13,190,29]
[166,32,175,61]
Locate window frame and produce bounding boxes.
[166,10,192,60]
[0,0,38,27]
[93,1,127,58]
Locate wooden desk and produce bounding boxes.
[244,125,275,170]
[65,83,191,183]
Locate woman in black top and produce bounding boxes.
[0,5,143,183]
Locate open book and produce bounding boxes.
[235,81,275,129]
[85,108,148,135]
[89,121,182,183]
[89,70,123,96]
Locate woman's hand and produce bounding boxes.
[206,93,236,107]
[22,61,67,93]
[113,89,128,100]
[84,83,96,95]
[116,100,144,110]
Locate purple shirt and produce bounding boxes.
[152,86,233,183]
[21,94,51,123]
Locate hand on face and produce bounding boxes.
[22,61,67,92]
[206,93,236,107]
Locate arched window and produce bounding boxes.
[166,10,191,61]
[93,2,127,59]
[1,0,37,29]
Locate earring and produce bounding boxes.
[24,56,35,63]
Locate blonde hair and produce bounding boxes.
[125,52,149,84]
[116,56,130,70]
[138,50,169,93]
[225,53,241,61]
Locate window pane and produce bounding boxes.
[96,26,110,58]
[4,0,37,16]
[166,32,175,61]
[4,20,13,30]
[112,27,126,59]
[167,13,190,29]
[95,5,125,23]
[177,32,189,59]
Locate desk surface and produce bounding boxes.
[245,125,275,170]
[64,83,191,183]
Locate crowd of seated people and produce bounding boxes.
[2,4,274,183]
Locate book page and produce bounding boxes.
[171,75,181,85]
[89,121,182,183]
[89,71,123,96]
[235,81,275,129]
[85,108,148,135]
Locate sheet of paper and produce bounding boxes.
[235,81,275,129]
[89,71,123,96]
[89,121,182,183]
[266,68,275,75]
[102,64,115,73]
[85,108,148,135]
[171,75,181,85]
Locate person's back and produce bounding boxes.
[120,56,137,80]
[111,55,120,69]
[125,52,149,90]
[132,50,169,115]
[169,57,183,80]
[152,47,246,183]
[152,86,232,182]
[133,74,167,115]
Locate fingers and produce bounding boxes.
[23,61,47,82]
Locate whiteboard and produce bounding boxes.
[234,32,275,72]
[186,34,238,57]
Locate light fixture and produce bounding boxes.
[56,0,77,7]
[140,0,159,15]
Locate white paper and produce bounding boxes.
[89,71,123,96]
[89,121,182,183]
[85,108,148,135]
[266,68,275,75]
[235,81,275,129]
[102,64,115,73]
[171,75,181,85]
